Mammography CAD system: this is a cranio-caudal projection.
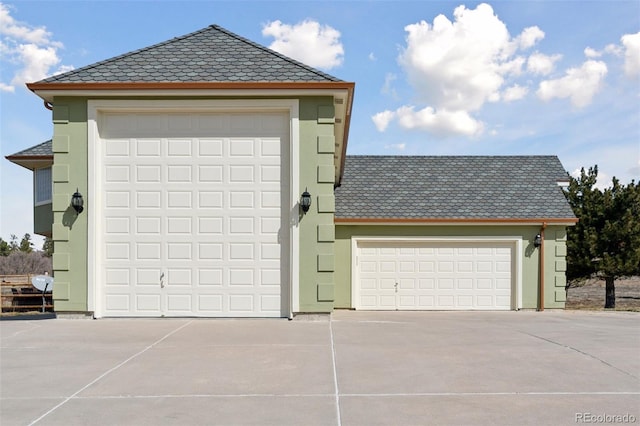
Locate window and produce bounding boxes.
[35,167,52,205]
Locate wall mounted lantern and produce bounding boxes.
[533,234,542,248]
[300,189,312,213]
[71,188,84,214]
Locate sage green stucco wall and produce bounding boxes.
[335,225,569,310]
[48,96,336,314]
[34,203,53,237]
[50,98,88,312]
[297,98,336,312]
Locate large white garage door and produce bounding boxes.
[97,112,289,317]
[356,241,513,310]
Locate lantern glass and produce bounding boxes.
[300,190,311,213]
[533,234,542,247]
[71,189,84,214]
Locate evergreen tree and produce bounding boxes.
[42,237,54,257]
[18,233,33,253]
[0,238,10,256]
[597,178,640,307]
[565,167,640,308]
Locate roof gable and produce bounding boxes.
[335,156,576,222]
[35,25,342,84]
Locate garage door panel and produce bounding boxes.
[100,112,288,317]
[357,241,514,311]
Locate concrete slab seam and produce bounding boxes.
[1,321,43,339]
[26,320,194,426]
[522,331,640,380]
[329,317,342,426]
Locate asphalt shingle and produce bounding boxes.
[35,25,342,84]
[335,156,576,220]
[6,140,52,157]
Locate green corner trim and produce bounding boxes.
[554,289,567,302]
[555,260,567,272]
[53,135,70,153]
[317,224,335,242]
[53,106,69,124]
[317,105,335,124]
[53,253,70,271]
[317,195,335,213]
[555,275,567,287]
[555,244,567,256]
[317,165,334,183]
[317,135,335,153]
[318,254,335,272]
[53,223,70,241]
[53,282,70,300]
[317,283,334,302]
[52,165,69,183]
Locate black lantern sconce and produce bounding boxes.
[71,188,84,214]
[300,188,312,214]
[533,234,542,248]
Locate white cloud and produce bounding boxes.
[398,3,513,111]
[514,26,545,50]
[395,106,484,137]
[621,31,640,78]
[527,52,562,75]
[502,84,528,102]
[368,52,376,61]
[584,47,601,58]
[571,168,612,191]
[381,73,398,99]
[0,3,72,91]
[0,81,14,92]
[537,60,608,107]
[375,3,547,137]
[372,110,395,132]
[262,19,344,70]
[0,3,58,46]
[604,43,622,56]
[384,143,406,151]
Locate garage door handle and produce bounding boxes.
[160,272,165,288]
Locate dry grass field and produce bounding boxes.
[566,276,640,311]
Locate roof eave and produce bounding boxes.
[26,81,355,100]
[334,217,579,226]
[5,155,54,171]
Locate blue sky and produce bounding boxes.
[1,0,639,248]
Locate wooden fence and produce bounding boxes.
[1,274,54,313]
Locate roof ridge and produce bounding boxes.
[39,24,341,83]
[209,24,342,82]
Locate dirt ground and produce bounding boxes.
[566,276,640,311]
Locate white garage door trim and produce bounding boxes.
[351,237,523,310]
[87,99,300,318]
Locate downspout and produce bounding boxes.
[538,222,547,311]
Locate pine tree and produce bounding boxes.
[18,233,33,253]
[565,167,640,308]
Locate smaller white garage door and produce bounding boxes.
[355,241,514,310]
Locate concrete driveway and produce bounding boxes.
[1,311,638,426]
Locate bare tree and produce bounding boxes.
[0,252,52,275]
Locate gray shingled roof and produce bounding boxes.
[335,156,576,220]
[6,140,52,158]
[36,25,342,84]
